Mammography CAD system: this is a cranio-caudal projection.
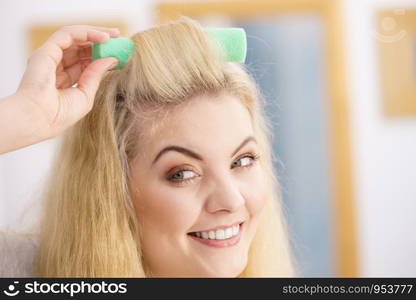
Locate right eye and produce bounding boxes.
[168,169,198,184]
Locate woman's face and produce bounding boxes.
[129,93,268,277]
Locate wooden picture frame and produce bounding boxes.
[378,10,416,116]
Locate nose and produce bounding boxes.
[204,173,245,213]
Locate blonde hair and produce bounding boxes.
[35,16,295,277]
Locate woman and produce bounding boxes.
[0,17,294,277]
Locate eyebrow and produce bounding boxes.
[151,136,257,166]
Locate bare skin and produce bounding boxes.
[130,93,268,277]
[0,25,120,154]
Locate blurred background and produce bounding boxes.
[1,0,416,277]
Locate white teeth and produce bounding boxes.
[192,224,241,240]
[232,225,239,236]
[216,229,225,240]
[225,228,232,239]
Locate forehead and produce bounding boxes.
[138,93,254,156]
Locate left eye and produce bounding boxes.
[231,155,256,169]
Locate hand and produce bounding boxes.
[16,25,120,139]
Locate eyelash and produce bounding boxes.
[167,152,261,186]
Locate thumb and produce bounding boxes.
[77,57,118,100]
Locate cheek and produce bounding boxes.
[243,167,268,217]
[132,180,201,235]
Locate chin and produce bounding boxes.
[201,257,248,278]
[208,265,245,278]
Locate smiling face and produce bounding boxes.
[129,92,268,277]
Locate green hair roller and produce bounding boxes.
[91,28,247,70]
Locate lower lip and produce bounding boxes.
[188,223,243,248]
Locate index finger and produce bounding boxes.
[37,26,120,66]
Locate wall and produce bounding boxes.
[342,0,416,276]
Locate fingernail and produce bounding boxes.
[108,58,119,69]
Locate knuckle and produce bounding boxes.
[61,25,87,32]
[61,25,73,31]
[49,29,64,41]
[27,50,40,64]
[57,25,77,36]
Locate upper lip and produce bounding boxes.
[189,221,244,233]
